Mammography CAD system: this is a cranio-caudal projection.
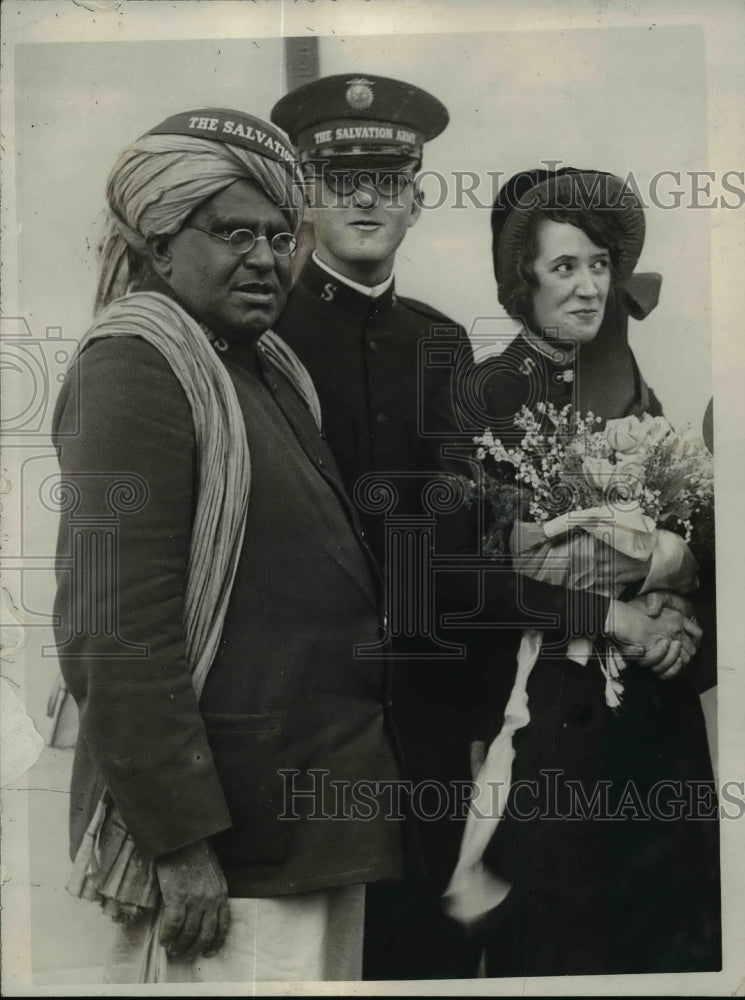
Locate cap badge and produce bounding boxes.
[345,78,374,110]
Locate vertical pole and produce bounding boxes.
[284,36,320,93]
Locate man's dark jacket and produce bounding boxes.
[53,331,402,898]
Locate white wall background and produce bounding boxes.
[16,26,711,434]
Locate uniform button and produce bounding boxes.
[369,340,379,352]
[317,457,324,466]
[375,412,388,427]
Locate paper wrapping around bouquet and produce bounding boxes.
[639,527,700,595]
[510,504,698,603]
[511,505,652,668]
[514,501,658,573]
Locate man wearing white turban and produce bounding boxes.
[52,109,402,984]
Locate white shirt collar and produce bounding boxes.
[312,252,394,298]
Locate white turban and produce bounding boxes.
[96,133,304,311]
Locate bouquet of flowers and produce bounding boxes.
[443,405,714,925]
[469,403,713,703]
[475,404,713,560]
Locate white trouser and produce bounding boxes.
[104,883,366,984]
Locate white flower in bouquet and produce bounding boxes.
[604,413,673,458]
[581,453,643,498]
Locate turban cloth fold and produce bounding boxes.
[96,134,304,311]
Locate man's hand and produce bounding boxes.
[645,607,702,678]
[154,838,230,961]
[626,591,702,680]
[630,590,696,622]
[606,599,703,681]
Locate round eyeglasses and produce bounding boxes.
[322,170,415,198]
[184,225,297,257]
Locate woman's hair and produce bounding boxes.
[499,205,626,326]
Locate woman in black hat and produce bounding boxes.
[468,169,720,977]
[485,167,659,423]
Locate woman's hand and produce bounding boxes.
[606,598,703,680]
[594,541,652,590]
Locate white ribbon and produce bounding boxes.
[443,627,628,925]
[443,628,544,925]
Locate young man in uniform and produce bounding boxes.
[271,74,482,980]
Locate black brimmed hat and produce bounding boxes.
[492,168,646,290]
[271,74,449,168]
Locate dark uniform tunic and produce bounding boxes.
[275,256,472,568]
[472,320,662,432]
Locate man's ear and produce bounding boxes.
[145,233,173,279]
[407,185,423,230]
[292,219,316,282]
[301,164,323,211]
